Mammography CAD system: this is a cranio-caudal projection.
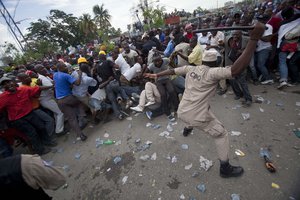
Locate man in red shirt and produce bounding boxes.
[0,77,54,155]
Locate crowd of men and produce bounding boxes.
[0,0,299,197]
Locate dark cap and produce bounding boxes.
[0,77,12,85]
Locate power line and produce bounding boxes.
[0,0,27,51]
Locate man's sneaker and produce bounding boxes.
[146,111,152,120]
[145,101,155,107]
[242,100,252,107]
[167,114,176,122]
[217,89,227,96]
[183,127,193,137]
[277,81,288,89]
[220,162,244,178]
[261,79,274,85]
[130,105,143,112]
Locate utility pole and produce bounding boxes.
[0,0,28,52]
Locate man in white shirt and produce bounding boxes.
[34,64,66,136]
[255,15,274,84]
[122,43,138,67]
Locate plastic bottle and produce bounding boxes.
[231,194,240,200]
[113,156,122,164]
[104,139,115,145]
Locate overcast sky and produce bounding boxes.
[0,0,241,49]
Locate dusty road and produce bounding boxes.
[44,84,300,200]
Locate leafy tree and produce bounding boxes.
[93,4,111,29]
[79,14,97,43]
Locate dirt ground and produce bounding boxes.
[42,84,300,200]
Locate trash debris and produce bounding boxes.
[232,104,242,110]
[270,119,275,123]
[255,96,264,103]
[146,122,161,129]
[231,131,242,136]
[184,163,193,170]
[260,148,276,173]
[171,156,177,163]
[74,152,81,159]
[146,122,152,127]
[113,156,122,164]
[106,168,111,172]
[95,166,100,170]
[115,140,122,145]
[180,194,185,199]
[140,155,150,161]
[103,139,115,145]
[222,94,227,98]
[146,140,152,145]
[196,184,206,193]
[259,107,264,112]
[159,131,170,137]
[96,138,104,148]
[199,156,213,171]
[296,102,300,107]
[122,176,128,185]
[276,102,284,107]
[167,123,173,132]
[189,197,196,200]
[231,193,240,200]
[271,182,280,189]
[126,117,132,121]
[235,149,245,157]
[151,152,157,160]
[241,113,250,120]
[294,130,300,138]
[181,144,189,150]
[192,171,200,177]
[135,138,141,143]
[134,112,140,117]
[137,144,151,152]
[104,132,109,138]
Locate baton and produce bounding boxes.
[193,26,255,33]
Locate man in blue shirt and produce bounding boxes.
[53,62,87,141]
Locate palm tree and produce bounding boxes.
[93,4,111,29]
[79,14,97,41]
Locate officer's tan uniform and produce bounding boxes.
[175,65,232,161]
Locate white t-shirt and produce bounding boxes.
[197,32,211,45]
[115,54,130,75]
[38,74,54,98]
[256,24,273,52]
[209,31,224,46]
[123,63,142,81]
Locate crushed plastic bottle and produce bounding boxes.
[122,176,128,185]
[196,184,206,193]
[167,123,173,132]
[95,138,104,148]
[180,194,185,199]
[241,113,250,120]
[103,139,115,145]
[181,144,189,150]
[75,152,81,159]
[140,155,150,161]
[184,163,193,170]
[113,156,122,164]
[231,194,240,200]
[150,152,157,160]
[260,148,270,159]
[171,156,177,163]
[152,124,161,129]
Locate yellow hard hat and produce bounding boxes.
[99,50,106,55]
[77,57,87,64]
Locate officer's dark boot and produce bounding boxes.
[220,160,244,178]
